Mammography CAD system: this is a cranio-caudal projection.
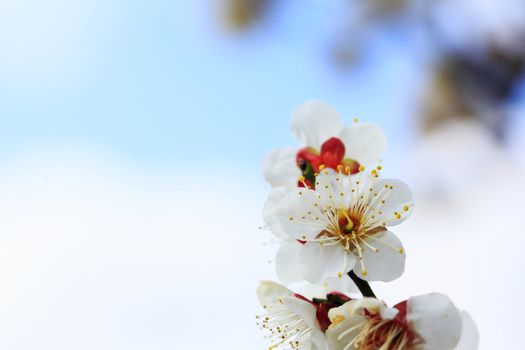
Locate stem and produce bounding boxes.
[312,298,330,304]
[348,271,377,298]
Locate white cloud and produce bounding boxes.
[0,146,273,349]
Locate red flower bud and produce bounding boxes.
[320,137,345,169]
[296,147,321,172]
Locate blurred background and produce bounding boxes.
[0,0,524,349]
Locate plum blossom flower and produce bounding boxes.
[325,293,479,350]
[262,100,387,189]
[257,280,357,350]
[256,281,329,350]
[265,166,413,284]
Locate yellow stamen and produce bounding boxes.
[331,314,346,326]
[339,207,354,232]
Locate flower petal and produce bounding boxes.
[300,242,355,283]
[284,296,319,330]
[326,299,383,350]
[274,188,328,240]
[408,293,463,350]
[326,313,363,350]
[380,306,400,320]
[324,275,359,294]
[291,100,343,150]
[339,122,386,166]
[256,280,293,306]
[263,187,289,239]
[370,178,414,226]
[328,298,384,321]
[314,168,349,208]
[310,328,327,350]
[354,230,406,282]
[454,311,479,350]
[275,241,305,284]
[262,147,301,188]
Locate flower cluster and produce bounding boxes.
[257,101,479,349]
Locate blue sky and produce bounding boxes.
[0,0,421,171]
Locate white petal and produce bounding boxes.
[326,314,364,350]
[380,306,399,320]
[284,296,318,330]
[300,242,355,283]
[256,280,293,306]
[370,178,414,226]
[262,148,301,188]
[314,168,349,208]
[263,187,289,239]
[328,298,383,321]
[310,328,327,350]
[354,230,406,282]
[275,241,305,284]
[339,122,386,166]
[346,169,376,204]
[291,100,343,150]
[323,275,359,294]
[454,312,479,350]
[408,293,463,350]
[326,299,383,350]
[274,188,328,240]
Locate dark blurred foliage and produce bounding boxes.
[221,0,274,31]
[423,44,525,139]
[420,2,525,140]
[218,0,525,141]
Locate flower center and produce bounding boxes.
[352,317,420,350]
[338,209,362,235]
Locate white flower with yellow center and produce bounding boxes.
[326,294,479,350]
[257,281,327,350]
[265,166,413,284]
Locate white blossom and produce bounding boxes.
[326,294,479,350]
[266,167,413,283]
[263,100,386,189]
[257,281,327,350]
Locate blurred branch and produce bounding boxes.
[348,271,377,298]
[221,0,273,31]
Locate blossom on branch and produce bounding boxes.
[326,294,479,350]
[262,100,386,189]
[258,101,479,349]
[265,166,413,284]
[256,280,352,350]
